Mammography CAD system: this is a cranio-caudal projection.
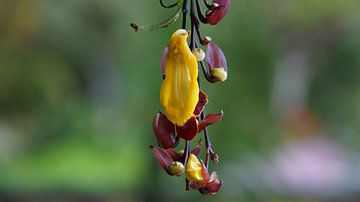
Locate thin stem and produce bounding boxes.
[182,0,189,29]
[200,60,217,83]
[190,0,196,49]
[195,0,208,24]
[203,0,212,8]
[192,15,208,45]
[200,112,212,168]
[159,0,179,8]
[183,140,191,190]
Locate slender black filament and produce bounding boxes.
[159,0,179,8]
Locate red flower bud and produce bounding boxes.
[206,0,231,25]
[205,42,228,82]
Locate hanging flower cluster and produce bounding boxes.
[131,0,230,195]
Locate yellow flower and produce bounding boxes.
[160,29,199,126]
[186,154,205,184]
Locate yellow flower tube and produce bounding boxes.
[160,29,199,126]
[186,154,205,184]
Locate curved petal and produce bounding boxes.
[153,112,179,149]
[193,91,208,117]
[150,146,174,175]
[198,111,224,132]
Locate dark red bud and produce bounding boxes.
[176,116,198,141]
[198,111,224,132]
[206,0,231,25]
[193,91,208,117]
[153,112,179,149]
[205,42,228,73]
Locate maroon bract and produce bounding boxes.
[153,112,179,149]
[176,116,199,141]
[198,111,224,132]
[150,146,179,175]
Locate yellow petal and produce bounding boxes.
[160,29,199,126]
[186,154,205,184]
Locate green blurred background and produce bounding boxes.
[1,0,360,201]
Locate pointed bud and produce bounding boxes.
[168,161,185,176]
[205,42,228,82]
[211,67,227,81]
[192,48,205,61]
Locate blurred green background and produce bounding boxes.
[1,0,360,201]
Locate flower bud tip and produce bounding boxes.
[169,161,185,176]
[211,67,227,82]
[192,48,205,61]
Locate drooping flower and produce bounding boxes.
[160,29,199,126]
[186,153,223,195]
[133,0,231,194]
[186,154,209,184]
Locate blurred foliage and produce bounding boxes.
[0,0,360,201]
